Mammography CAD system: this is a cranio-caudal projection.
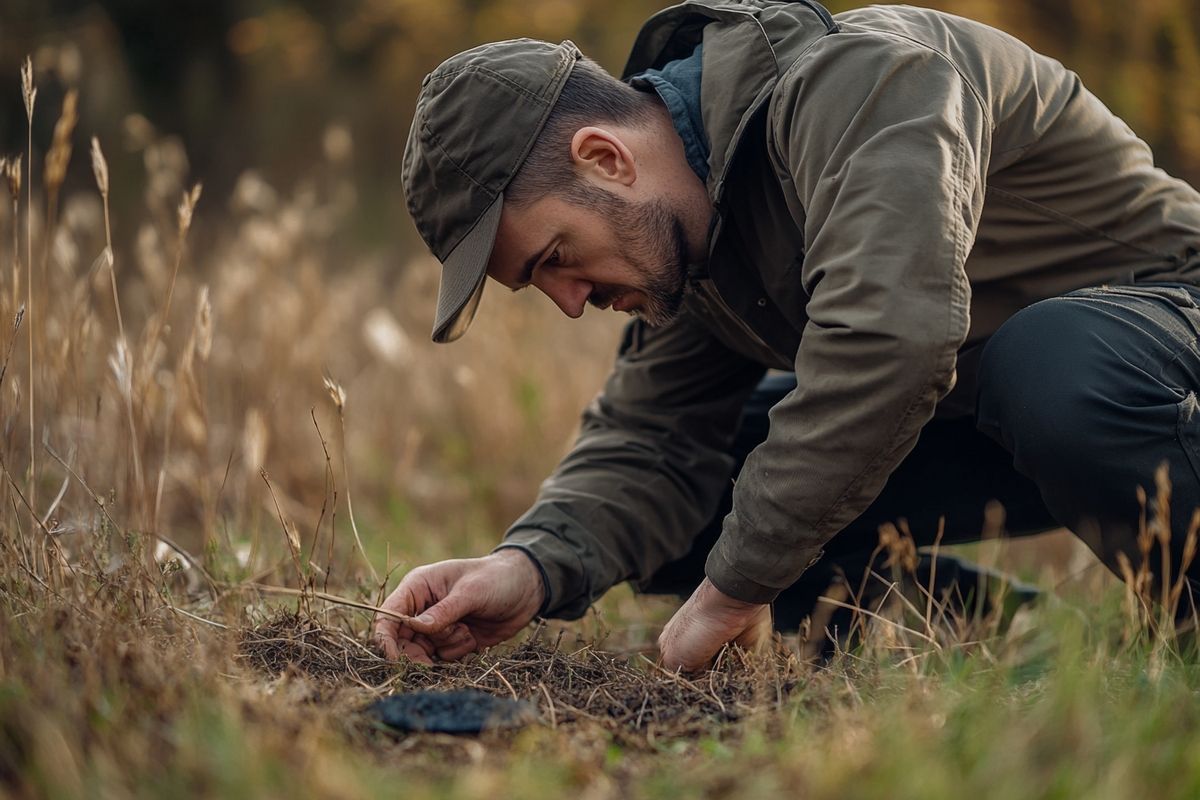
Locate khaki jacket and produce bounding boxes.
[499,1,1200,615]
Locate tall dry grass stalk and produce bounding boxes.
[324,374,379,586]
[21,56,35,523]
[141,182,201,382]
[90,136,146,525]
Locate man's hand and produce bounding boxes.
[373,548,544,664]
[658,577,773,672]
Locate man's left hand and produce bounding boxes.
[658,577,774,671]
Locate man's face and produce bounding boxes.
[488,187,691,326]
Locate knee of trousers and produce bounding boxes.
[975,297,1131,476]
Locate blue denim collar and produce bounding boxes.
[628,43,709,181]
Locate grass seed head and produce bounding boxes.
[21,56,36,122]
[90,136,110,197]
[45,89,79,193]
[178,182,203,234]
[323,374,346,412]
[108,338,133,400]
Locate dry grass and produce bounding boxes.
[238,611,807,746]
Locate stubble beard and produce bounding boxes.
[587,195,691,327]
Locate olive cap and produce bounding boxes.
[402,39,582,342]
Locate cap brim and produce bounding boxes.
[431,193,504,343]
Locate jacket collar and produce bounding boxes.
[621,1,837,205]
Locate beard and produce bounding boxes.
[581,192,691,327]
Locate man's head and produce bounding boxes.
[403,39,710,342]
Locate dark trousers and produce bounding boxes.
[644,283,1200,628]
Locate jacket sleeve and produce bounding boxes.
[704,33,991,602]
[496,310,766,618]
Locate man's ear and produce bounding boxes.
[570,127,637,188]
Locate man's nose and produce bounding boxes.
[536,272,592,318]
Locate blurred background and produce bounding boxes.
[4,0,1198,252]
[0,0,1196,600]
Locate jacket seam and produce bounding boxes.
[766,27,992,176]
[987,185,1182,264]
[792,25,994,131]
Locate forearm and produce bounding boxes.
[497,315,764,618]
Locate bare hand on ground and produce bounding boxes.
[373,549,544,665]
[658,577,773,672]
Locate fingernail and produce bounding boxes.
[416,613,433,625]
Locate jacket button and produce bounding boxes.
[756,297,767,307]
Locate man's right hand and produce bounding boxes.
[372,548,545,664]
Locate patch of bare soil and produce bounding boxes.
[238,612,808,745]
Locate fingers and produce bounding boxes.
[396,637,435,666]
[373,583,421,662]
[431,622,478,661]
[373,561,481,663]
[406,589,474,637]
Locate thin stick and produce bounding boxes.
[260,469,308,605]
[232,582,416,624]
[539,682,557,728]
[167,605,230,630]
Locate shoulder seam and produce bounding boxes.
[772,26,994,132]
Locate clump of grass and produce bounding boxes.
[238,612,806,746]
[238,611,399,687]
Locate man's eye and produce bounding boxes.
[545,249,561,267]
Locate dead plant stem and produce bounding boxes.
[24,70,34,533]
[337,412,379,584]
[232,582,416,624]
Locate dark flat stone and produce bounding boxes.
[367,689,538,734]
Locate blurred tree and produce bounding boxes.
[1,0,1197,252]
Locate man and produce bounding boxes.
[375,0,1200,671]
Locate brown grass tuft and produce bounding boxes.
[237,612,806,746]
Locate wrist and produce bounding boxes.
[491,546,547,616]
[699,576,764,612]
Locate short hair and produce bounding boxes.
[506,57,656,209]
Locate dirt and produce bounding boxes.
[237,612,809,745]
